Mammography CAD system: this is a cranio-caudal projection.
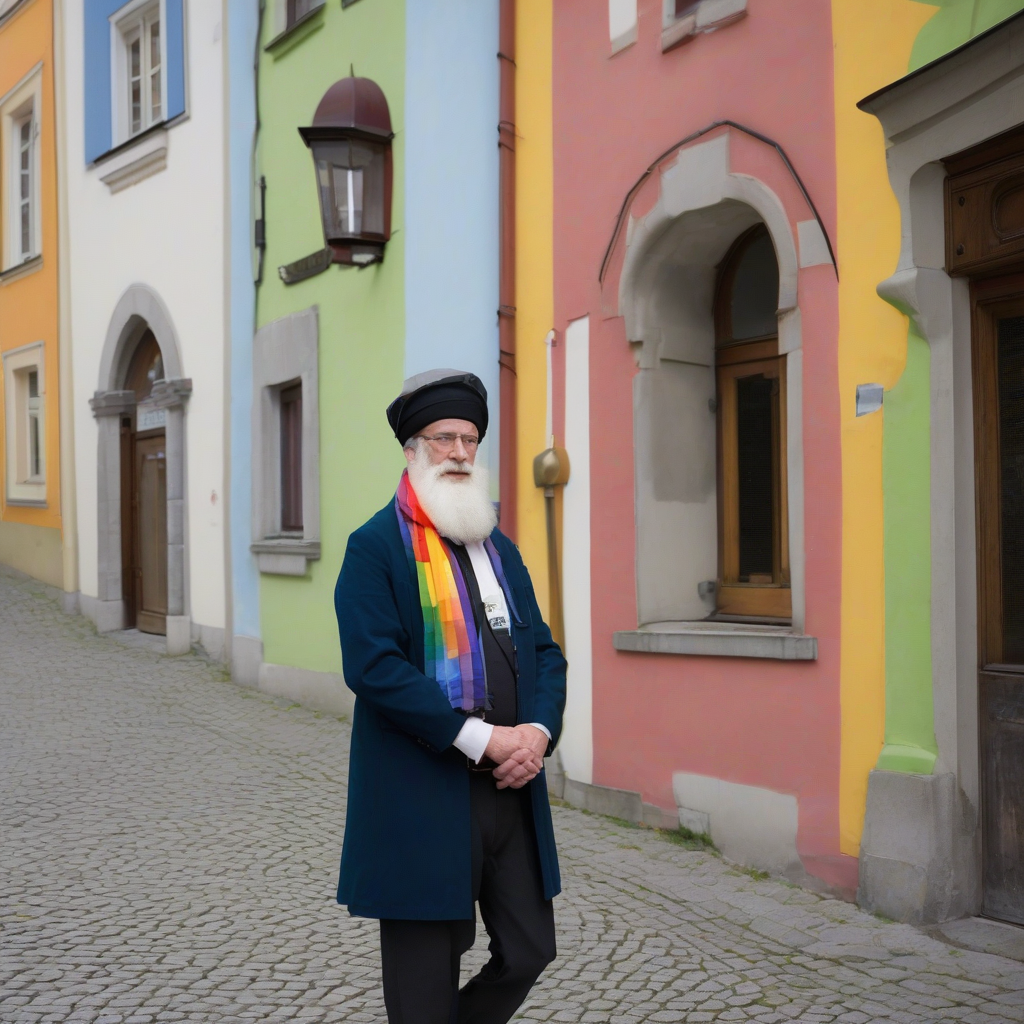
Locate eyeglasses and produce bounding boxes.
[417,433,480,452]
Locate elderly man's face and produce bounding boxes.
[404,418,480,476]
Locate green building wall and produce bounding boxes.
[880,328,937,773]
[910,0,1024,71]
[256,0,407,675]
[878,0,1024,775]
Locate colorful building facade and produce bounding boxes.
[2,0,1022,929]
[234,0,504,708]
[62,0,238,656]
[510,0,1024,924]
[0,0,68,591]
[542,0,852,894]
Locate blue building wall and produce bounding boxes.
[227,0,260,643]
[403,0,500,471]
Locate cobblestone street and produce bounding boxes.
[2,567,1024,1023]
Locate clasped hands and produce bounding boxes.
[483,724,548,790]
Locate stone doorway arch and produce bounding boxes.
[88,284,192,654]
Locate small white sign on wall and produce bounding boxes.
[137,404,167,431]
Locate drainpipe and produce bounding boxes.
[498,0,517,538]
[53,0,80,610]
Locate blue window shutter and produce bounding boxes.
[83,2,121,164]
[166,0,186,120]
[84,0,187,165]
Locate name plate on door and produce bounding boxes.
[137,404,167,431]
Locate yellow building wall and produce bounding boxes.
[0,0,63,586]
[833,0,935,854]
[515,0,554,618]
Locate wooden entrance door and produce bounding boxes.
[973,274,1024,925]
[118,330,168,635]
[132,433,168,634]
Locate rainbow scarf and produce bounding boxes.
[395,470,507,712]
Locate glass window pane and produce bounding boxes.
[331,165,351,234]
[280,385,303,532]
[150,19,161,121]
[316,141,385,239]
[129,35,142,134]
[27,370,38,399]
[150,18,160,70]
[998,315,1024,662]
[19,120,31,249]
[736,373,776,581]
[360,147,385,235]
[289,0,316,24]
[30,416,41,478]
[730,230,779,341]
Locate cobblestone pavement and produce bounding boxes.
[3,567,1024,1024]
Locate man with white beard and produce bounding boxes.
[334,369,567,1024]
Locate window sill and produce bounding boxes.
[265,3,325,55]
[662,0,747,53]
[95,127,168,194]
[0,254,42,285]
[4,496,47,508]
[251,537,320,576]
[0,0,30,28]
[612,620,817,661]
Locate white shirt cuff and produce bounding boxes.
[528,722,552,743]
[453,716,494,764]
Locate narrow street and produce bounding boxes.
[2,566,1023,1024]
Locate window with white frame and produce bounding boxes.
[3,342,46,505]
[113,0,163,143]
[0,66,42,271]
[15,111,34,259]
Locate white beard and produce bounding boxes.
[407,444,497,545]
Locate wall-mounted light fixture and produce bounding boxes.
[299,74,394,267]
[534,444,571,649]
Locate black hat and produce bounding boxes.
[386,368,489,446]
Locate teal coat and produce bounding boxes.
[334,502,567,920]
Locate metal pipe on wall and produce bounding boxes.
[498,0,517,538]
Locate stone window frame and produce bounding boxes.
[2,340,46,506]
[251,306,320,576]
[661,0,747,54]
[610,130,817,661]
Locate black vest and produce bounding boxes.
[449,543,518,727]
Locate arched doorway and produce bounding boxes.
[119,330,168,634]
[89,285,190,651]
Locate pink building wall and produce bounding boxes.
[551,0,851,891]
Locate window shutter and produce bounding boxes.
[165,0,186,122]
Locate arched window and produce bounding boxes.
[714,225,790,620]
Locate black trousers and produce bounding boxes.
[379,772,556,1024]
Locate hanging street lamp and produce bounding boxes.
[299,74,394,267]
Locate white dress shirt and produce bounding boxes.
[450,541,552,764]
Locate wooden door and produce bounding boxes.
[973,274,1024,925]
[133,433,168,635]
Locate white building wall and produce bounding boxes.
[63,1,228,648]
